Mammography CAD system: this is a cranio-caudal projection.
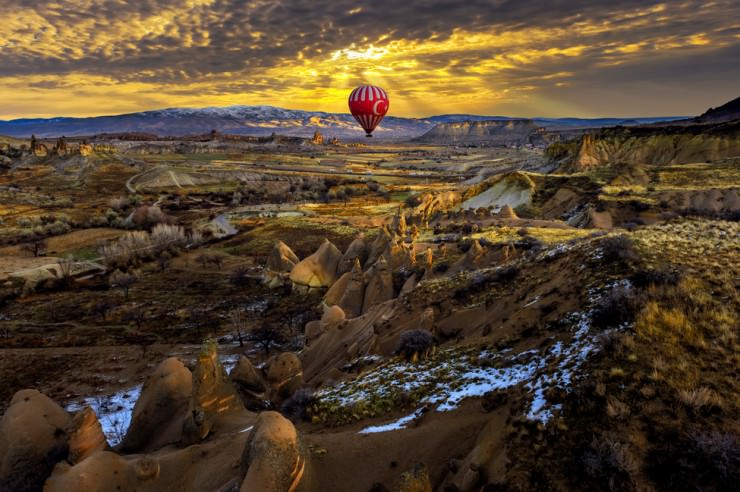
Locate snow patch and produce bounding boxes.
[65,385,142,447]
[359,408,425,434]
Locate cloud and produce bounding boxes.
[0,0,738,118]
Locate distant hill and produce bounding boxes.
[0,105,684,140]
[414,119,545,145]
[693,96,740,123]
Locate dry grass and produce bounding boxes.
[473,226,594,245]
[678,387,723,411]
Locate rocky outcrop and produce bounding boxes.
[362,256,394,314]
[267,241,299,273]
[231,356,269,411]
[182,342,242,445]
[413,191,461,221]
[265,241,300,288]
[337,235,369,275]
[310,130,324,145]
[45,452,161,491]
[0,389,72,491]
[336,259,366,318]
[119,357,192,452]
[554,121,740,171]
[289,239,342,290]
[450,239,488,274]
[266,353,303,405]
[568,205,613,229]
[498,204,518,219]
[460,172,535,212]
[67,406,108,464]
[240,411,305,492]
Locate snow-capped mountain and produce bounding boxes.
[0,105,684,139]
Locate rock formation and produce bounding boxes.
[240,411,306,492]
[362,256,394,314]
[266,353,304,404]
[498,204,518,219]
[67,406,108,464]
[337,235,369,275]
[182,341,242,445]
[567,205,613,229]
[265,240,300,288]
[459,173,535,212]
[230,355,269,411]
[45,452,161,491]
[119,357,192,452]
[336,259,366,318]
[289,239,342,290]
[0,389,72,491]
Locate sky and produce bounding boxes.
[0,0,739,120]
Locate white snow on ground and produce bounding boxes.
[319,292,623,434]
[65,385,142,447]
[64,351,242,446]
[359,408,426,434]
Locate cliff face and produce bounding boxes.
[553,121,740,171]
[414,119,545,146]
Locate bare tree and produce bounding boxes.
[123,306,146,329]
[20,237,48,257]
[246,323,287,354]
[110,270,136,300]
[228,308,248,347]
[57,256,75,286]
[156,251,172,273]
[229,265,251,288]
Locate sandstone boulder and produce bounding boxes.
[498,204,518,219]
[267,241,299,273]
[362,256,394,314]
[337,235,369,275]
[289,239,342,289]
[119,357,192,453]
[0,389,72,492]
[266,353,304,404]
[366,226,392,268]
[240,411,305,492]
[67,406,108,464]
[337,259,367,318]
[230,356,269,411]
[44,451,160,491]
[182,342,242,445]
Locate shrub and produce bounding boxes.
[630,268,682,288]
[582,437,639,490]
[515,236,543,251]
[281,388,316,421]
[110,270,136,300]
[150,223,187,251]
[20,237,47,257]
[395,330,434,361]
[109,196,131,211]
[491,265,519,282]
[229,266,251,288]
[600,235,639,263]
[591,285,644,329]
[684,431,739,486]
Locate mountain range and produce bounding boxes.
[0,106,687,140]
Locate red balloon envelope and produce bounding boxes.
[348,85,389,137]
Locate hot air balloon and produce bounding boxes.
[348,85,389,137]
